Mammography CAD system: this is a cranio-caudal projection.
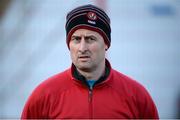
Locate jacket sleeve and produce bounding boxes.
[136,84,159,119]
[21,87,50,119]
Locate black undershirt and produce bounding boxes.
[73,64,110,89]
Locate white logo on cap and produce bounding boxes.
[87,12,97,20]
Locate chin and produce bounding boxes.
[77,65,92,72]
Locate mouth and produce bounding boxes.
[78,56,90,61]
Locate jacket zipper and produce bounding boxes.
[88,87,93,118]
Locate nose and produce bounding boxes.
[78,37,88,53]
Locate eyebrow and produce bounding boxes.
[71,35,80,38]
[71,35,96,38]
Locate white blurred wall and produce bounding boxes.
[0,0,179,118]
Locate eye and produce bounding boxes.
[71,36,81,43]
[85,36,96,43]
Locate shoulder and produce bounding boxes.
[110,69,145,91]
[21,68,73,118]
[110,69,159,118]
[26,68,73,105]
[33,68,72,96]
[109,69,153,100]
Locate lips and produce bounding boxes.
[78,55,90,61]
[79,56,90,58]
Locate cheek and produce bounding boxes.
[70,50,75,58]
[70,48,77,60]
[91,45,106,57]
[93,43,106,51]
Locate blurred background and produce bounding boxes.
[0,0,180,118]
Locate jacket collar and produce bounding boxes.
[71,59,111,88]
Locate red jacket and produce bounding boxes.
[21,60,159,119]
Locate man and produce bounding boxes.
[21,4,159,119]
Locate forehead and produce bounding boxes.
[72,29,102,37]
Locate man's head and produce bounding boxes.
[65,4,111,49]
[69,28,107,72]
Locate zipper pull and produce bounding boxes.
[88,89,92,102]
[90,85,93,90]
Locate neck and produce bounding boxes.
[77,60,106,80]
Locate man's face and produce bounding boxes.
[69,29,108,72]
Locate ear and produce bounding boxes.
[105,44,108,51]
